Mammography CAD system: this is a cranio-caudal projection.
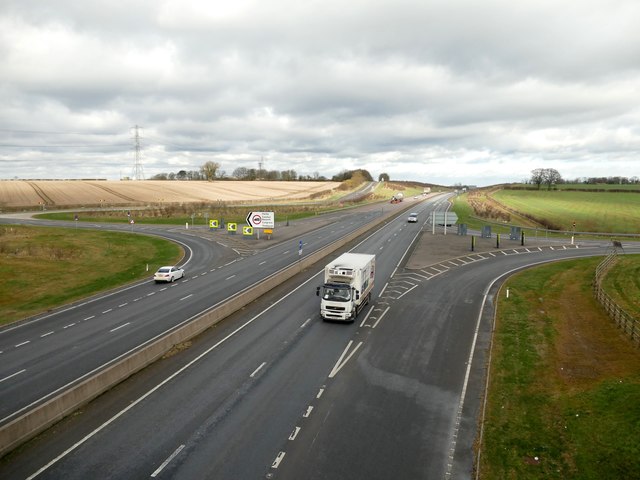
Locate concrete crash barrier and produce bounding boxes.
[0,205,408,457]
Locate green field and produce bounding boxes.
[492,190,640,233]
[452,188,640,235]
[545,183,640,191]
[0,225,182,325]
[480,257,640,479]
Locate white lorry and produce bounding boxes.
[317,253,375,322]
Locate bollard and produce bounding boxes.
[471,235,475,252]
[496,233,500,249]
[521,231,525,246]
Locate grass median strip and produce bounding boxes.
[479,257,640,479]
[0,225,182,325]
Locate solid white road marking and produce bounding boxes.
[150,444,185,478]
[359,305,376,328]
[250,362,267,378]
[371,306,390,329]
[0,369,26,384]
[396,284,418,300]
[110,323,131,333]
[329,341,363,378]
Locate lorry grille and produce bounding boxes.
[326,305,346,312]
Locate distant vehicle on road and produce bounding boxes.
[407,212,418,223]
[153,266,185,283]
[390,192,404,203]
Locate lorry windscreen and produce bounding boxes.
[321,285,351,302]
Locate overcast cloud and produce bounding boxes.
[1,0,639,186]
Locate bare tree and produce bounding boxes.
[530,168,545,189]
[200,161,221,181]
[543,168,562,189]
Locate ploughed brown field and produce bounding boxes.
[0,180,341,209]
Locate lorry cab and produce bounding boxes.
[317,283,360,302]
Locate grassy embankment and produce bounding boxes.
[480,257,640,479]
[0,225,181,325]
[452,186,640,238]
[459,185,640,476]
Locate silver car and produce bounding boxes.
[407,213,418,223]
[153,266,185,283]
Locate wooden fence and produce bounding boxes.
[593,250,640,346]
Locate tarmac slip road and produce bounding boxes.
[271,243,614,480]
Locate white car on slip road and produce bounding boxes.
[154,266,185,283]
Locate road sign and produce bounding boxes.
[433,212,458,226]
[246,211,275,229]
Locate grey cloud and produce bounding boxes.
[1,0,639,185]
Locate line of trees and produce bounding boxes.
[149,161,328,181]
[529,168,562,189]
[566,176,640,185]
[527,169,639,189]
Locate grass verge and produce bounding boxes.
[602,255,640,318]
[479,257,640,479]
[0,225,182,325]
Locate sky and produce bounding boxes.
[1,0,639,186]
